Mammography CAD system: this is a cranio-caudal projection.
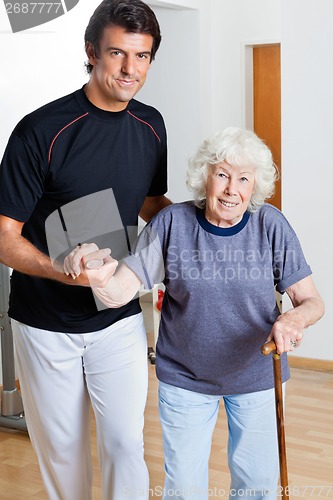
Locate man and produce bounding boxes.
[0,1,171,498]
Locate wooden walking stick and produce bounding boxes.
[261,340,289,500]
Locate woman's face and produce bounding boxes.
[205,161,256,227]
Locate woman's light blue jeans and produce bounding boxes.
[158,381,283,500]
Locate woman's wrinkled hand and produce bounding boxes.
[63,243,118,288]
[266,309,305,355]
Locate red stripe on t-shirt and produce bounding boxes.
[127,110,161,142]
[48,113,89,164]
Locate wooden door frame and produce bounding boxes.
[241,40,281,130]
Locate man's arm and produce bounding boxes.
[0,215,95,286]
[139,195,172,222]
[63,244,141,308]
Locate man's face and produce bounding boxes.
[86,25,153,111]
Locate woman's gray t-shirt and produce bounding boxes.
[124,201,311,395]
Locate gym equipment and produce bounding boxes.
[0,263,27,432]
[147,288,164,365]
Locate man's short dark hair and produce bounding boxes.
[84,0,162,74]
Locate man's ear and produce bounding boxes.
[85,42,96,66]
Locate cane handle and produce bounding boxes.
[261,340,277,356]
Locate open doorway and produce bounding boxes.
[244,43,281,210]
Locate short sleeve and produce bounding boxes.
[0,132,45,221]
[270,221,312,294]
[123,224,165,289]
[147,115,168,197]
[274,234,312,293]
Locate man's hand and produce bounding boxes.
[63,243,118,287]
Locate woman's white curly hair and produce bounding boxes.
[186,127,278,213]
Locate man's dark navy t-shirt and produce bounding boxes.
[0,87,168,332]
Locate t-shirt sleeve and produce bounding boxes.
[269,211,312,293]
[0,132,45,222]
[147,118,168,197]
[123,223,165,290]
[274,236,312,293]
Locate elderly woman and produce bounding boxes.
[64,127,324,500]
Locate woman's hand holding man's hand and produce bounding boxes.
[63,243,118,288]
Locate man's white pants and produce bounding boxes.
[12,313,149,500]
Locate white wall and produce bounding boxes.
[280,0,333,360]
[139,4,201,202]
[209,0,282,131]
[148,0,201,8]
[0,1,102,153]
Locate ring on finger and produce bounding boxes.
[290,339,298,348]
